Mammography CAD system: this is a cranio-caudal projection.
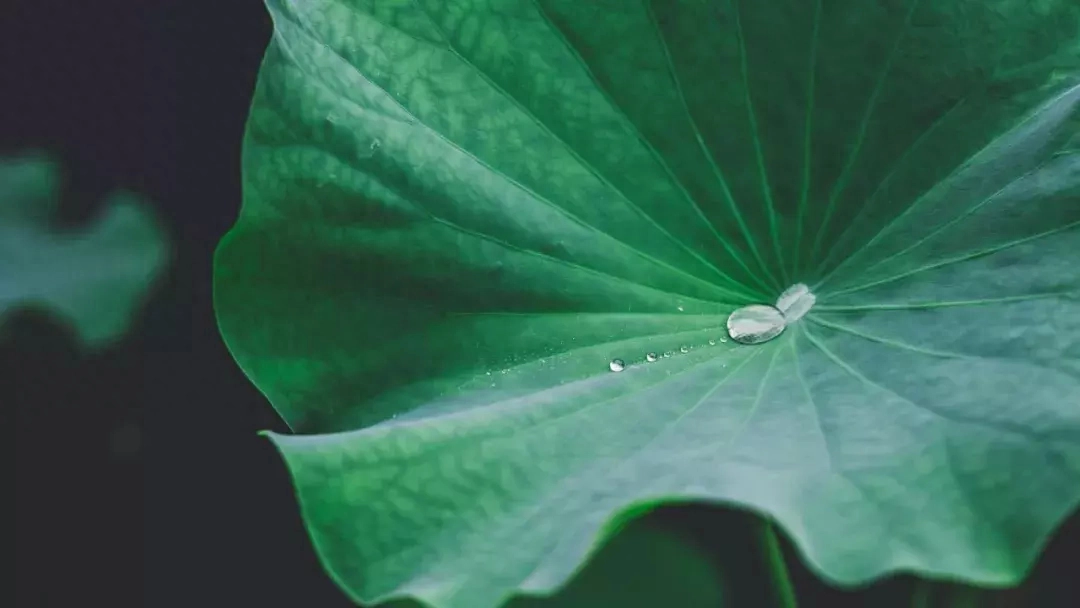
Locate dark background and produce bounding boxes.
[4,1,1077,606]
[5,0,352,605]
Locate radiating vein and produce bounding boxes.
[617,345,768,466]
[531,0,774,298]
[792,0,822,279]
[839,156,1073,284]
[426,214,758,305]
[822,220,1080,299]
[399,325,747,597]
[407,0,753,294]
[723,341,782,454]
[808,315,1079,378]
[804,330,1075,445]
[446,310,730,319]
[813,96,969,281]
[731,0,787,285]
[813,291,1076,312]
[807,0,920,266]
[792,328,835,470]
[333,343,757,450]
[817,81,1080,290]
[271,4,760,303]
[644,0,782,292]
[259,137,747,304]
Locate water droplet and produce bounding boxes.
[708,339,716,346]
[680,345,690,353]
[775,283,816,322]
[485,371,491,376]
[663,351,672,358]
[727,304,786,344]
[719,337,728,343]
[677,305,684,312]
[609,359,626,372]
[369,139,381,152]
[646,352,658,362]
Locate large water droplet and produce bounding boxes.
[727,304,786,345]
[726,284,816,345]
[609,359,626,372]
[646,352,658,362]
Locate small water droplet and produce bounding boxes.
[708,339,716,346]
[775,283,816,322]
[485,371,491,376]
[370,139,381,152]
[719,336,728,343]
[609,359,626,372]
[663,351,672,358]
[677,305,684,312]
[680,345,690,353]
[646,352,658,362]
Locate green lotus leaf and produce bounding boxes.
[215,0,1080,606]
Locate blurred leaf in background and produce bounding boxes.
[0,152,170,348]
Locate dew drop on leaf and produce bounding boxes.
[726,304,786,345]
[775,282,816,322]
[708,339,716,346]
[646,352,658,362]
[663,351,672,358]
[680,345,690,353]
[609,359,626,372]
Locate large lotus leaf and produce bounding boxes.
[215,0,1080,606]
[1,153,169,348]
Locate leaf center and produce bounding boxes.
[726,284,816,344]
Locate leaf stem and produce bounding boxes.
[760,519,798,608]
[947,585,981,608]
[911,579,933,608]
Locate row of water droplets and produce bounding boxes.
[608,283,816,373]
[609,335,729,372]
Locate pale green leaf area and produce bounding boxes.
[215,0,1080,606]
[1,154,169,349]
